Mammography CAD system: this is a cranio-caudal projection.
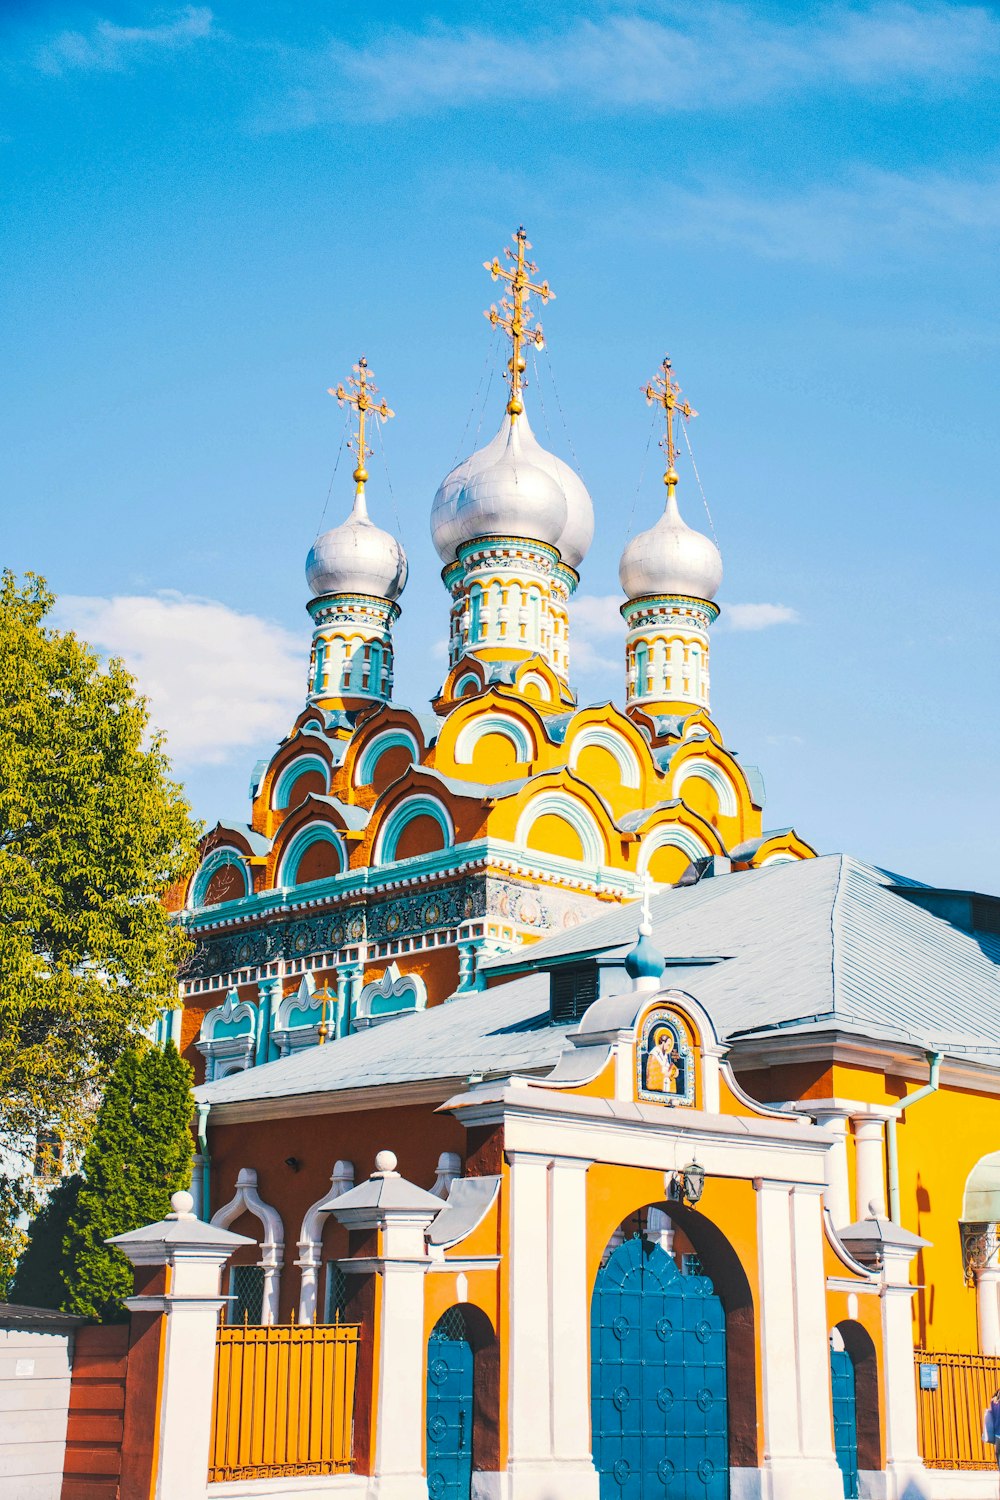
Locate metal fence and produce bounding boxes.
[915,1349,1000,1470]
[209,1320,360,1482]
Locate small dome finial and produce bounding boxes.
[625,873,665,990]
[484,226,554,420]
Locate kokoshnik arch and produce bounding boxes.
[169,228,813,1080]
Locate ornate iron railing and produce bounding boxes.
[209,1320,360,1482]
[914,1349,1000,1470]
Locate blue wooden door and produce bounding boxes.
[830,1348,859,1499]
[591,1235,728,1500]
[427,1312,473,1500]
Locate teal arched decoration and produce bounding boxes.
[278,823,346,887]
[191,847,251,909]
[454,713,535,765]
[674,757,739,817]
[637,823,712,875]
[273,754,330,810]
[355,729,420,788]
[374,795,454,866]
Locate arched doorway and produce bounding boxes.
[831,1321,880,1494]
[591,1230,728,1499]
[426,1305,499,1500]
[830,1342,858,1498]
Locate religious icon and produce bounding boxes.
[637,1009,694,1106]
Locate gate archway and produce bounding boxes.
[425,1305,499,1500]
[591,1233,728,1500]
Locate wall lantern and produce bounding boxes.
[668,1161,706,1205]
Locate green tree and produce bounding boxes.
[0,571,199,1265]
[43,1043,194,1321]
[8,1175,82,1309]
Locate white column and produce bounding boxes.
[879,1244,926,1499]
[506,1151,555,1500]
[976,1266,1000,1357]
[374,1261,432,1500]
[790,1186,841,1471]
[548,1157,599,1498]
[754,1179,843,1500]
[112,1191,253,1500]
[853,1116,886,1219]
[811,1110,850,1228]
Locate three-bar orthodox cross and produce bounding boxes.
[643,356,697,491]
[329,356,394,500]
[484,227,554,418]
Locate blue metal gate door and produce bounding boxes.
[830,1348,859,1499]
[591,1235,728,1500]
[427,1311,474,1500]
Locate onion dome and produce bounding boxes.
[625,927,666,983]
[306,489,408,602]
[431,407,594,570]
[619,487,722,603]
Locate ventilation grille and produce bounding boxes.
[550,963,599,1024]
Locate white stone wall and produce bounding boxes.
[0,1324,74,1500]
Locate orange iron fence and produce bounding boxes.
[209,1320,360,1482]
[915,1349,1000,1470]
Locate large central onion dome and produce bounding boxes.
[619,488,722,602]
[306,491,408,602]
[431,408,594,571]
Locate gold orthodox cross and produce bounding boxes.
[329,356,394,493]
[643,356,696,488]
[484,226,554,418]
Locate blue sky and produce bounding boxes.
[3,1,998,890]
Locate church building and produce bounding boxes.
[161,232,1000,1500]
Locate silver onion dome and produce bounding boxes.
[619,489,722,602]
[431,407,594,570]
[306,490,408,602]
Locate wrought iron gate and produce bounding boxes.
[591,1234,728,1500]
[426,1309,473,1500]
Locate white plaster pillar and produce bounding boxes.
[548,1157,600,1497]
[331,1149,442,1500]
[853,1116,887,1219]
[811,1110,851,1229]
[110,1191,253,1500]
[879,1244,927,1499]
[976,1265,1000,1357]
[754,1178,844,1500]
[506,1151,555,1500]
[296,1159,355,1324]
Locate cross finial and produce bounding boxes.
[328,356,394,512]
[484,226,555,418]
[643,355,697,495]
[640,870,654,936]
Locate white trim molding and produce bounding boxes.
[636,823,712,874]
[295,1160,355,1324]
[277,821,347,888]
[673,756,739,817]
[374,794,455,866]
[355,728,421,788]
[211,1167,285,1325]
[272,753,331,810]
[568,725,641,790]
[514,791,606,868]
[454,712,536,766]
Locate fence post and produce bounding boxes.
[331,1149,443,1500]
[109,1189,252,1500]
[842,1213,929,1500]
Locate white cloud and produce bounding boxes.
[721,603,800,631]
[56,591,303,767]
[289,3,999,122]
[659,168,1000,262]
[35,6,213,76]
[570,595,626,678]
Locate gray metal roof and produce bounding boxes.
[195,855,1000,1111]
